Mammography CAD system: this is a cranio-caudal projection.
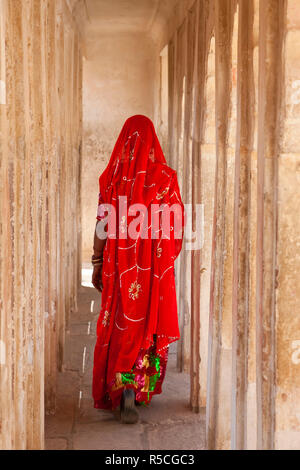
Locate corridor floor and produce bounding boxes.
[45,281,206,450]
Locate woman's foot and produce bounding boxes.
[120,389,139,424]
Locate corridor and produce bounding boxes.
[45,280,205,450]
[1,0,300,451]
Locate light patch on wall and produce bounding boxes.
[82,267,93,288]
[78,390,83,409]
[27,340,33,365]
[184,203,205,251]
[159,45,169,139]
[0,80,6,104]
[291,80,300,105]
[82,346,87,374]
[0,340,6,365]
[51,301,56,318]
[291,340,300,365]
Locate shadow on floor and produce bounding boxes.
[45,285,206,450]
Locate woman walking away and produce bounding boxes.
[92,115,184,424]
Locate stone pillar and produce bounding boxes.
[160,0,298,451]
[200,15,216,411]
[0,0,82,450]
[190,0,214,413]
[0,0,14,450]
[274,0,300,450]
[256,0,286,450]
[206,0,237,450]
[231,0,254,450]
[168,15,191,373]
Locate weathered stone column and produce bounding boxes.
[256,0,286,450]
[179,7,194,376]
[0,0,14,450]
[206,0,237,450]
[190,0,214,413]
[274,0,300,450]
[231,0,254,450]
[0,0,82,450]
[160,0,298,451]
[168,13,192,373]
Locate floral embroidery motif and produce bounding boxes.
[156,187,169,200]
[115,372,122,387]
[142,354,150,368]
[102,310,110,327]
[111,371,138,391]
[156,247,162,258]
[129,281,141,300]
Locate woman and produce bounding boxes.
[92,115,184,424]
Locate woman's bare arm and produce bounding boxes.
[92,221,107,292]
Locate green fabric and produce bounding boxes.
[149,372,160,391]
[148,353,161,392]
[149,353,161,373]
[121,372,136,385]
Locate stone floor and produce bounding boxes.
[45,281,206,450]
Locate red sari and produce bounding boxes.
[92,115,184,410]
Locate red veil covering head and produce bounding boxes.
[93,115,184,409]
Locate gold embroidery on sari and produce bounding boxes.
[111,372,123,391]
[142,354,150,368]
[102,310,110,327]
[156,187,169,200]
[141,375,150,393]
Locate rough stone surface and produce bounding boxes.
[45,438,68,451]
[0,0,82,450]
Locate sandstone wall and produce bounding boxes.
[82,32,157,262]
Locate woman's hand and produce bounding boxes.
[92,264,103,292]
[92,221,107,293]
